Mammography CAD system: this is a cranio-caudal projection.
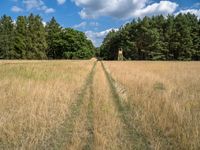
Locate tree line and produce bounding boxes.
[99,13,200,60]
[0,14,94,59]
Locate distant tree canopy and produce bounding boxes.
[100,13,200,60]
[0,14,94,59]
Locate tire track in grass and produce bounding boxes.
[92,62,130,149]
[68,62,96,150]
[83,74,95,150]
[101,61,150,150]
[38,61,97,150]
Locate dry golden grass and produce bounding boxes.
[0,60,94,149]
[92,62,130,150]
[104,61,200,149]
[1,60,200,150]
[67,68,95,150]
[62,62,131,149]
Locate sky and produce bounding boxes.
[0,0,200,47]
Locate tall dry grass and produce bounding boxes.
[92,62,130,150]
[0,60,94,149]
[1,60,200,149]
[65,62,131,149]
[104,61,200,149]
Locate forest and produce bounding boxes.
[99,13,200,60]
[0,14,94,59]
[0,13,200,60]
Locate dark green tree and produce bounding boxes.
[172,14,193,60]
[185,13,200,60]
[100,13,200,61]
[0,15,14,59]
[26,14,47,59]
[61,28,94,59]
[14,16,27,59]
[45,17,62,59]
[100,30,120,60]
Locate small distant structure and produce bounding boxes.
[118,48,124,61]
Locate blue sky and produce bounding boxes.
[0,0,200,47]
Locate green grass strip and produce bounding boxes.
[101,61,150,150]
[83,78,95,150]
[38,61,97,150]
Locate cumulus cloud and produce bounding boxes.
[133,1,178,18]
[57,0,66,5]
[75,0,147,19]
[44,8,55,13]
[72,0,178,19]
[85,28,118,47]
[12,0,55,13]
[176,9,200,19]
[73,21,87,29]
[73,21,99,29]
[11,6,23,12]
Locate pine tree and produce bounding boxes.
[100,13,199,61]
[0,15,14,59]
[174,14,193,60]
[45,17,62,59]
[26,14,47,59]
[14,16,27,59]
[196,20,200,60]
[163,15,174,60]
[185,13,200,60]
[150,15,168,60]
[135,17,151,60]
[100,30,119,60]
[147,28,166,60]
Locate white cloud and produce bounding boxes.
[23,0,43,10]
[73,0,178,19]
[22,0,55,13]
[11,6,23,12]
[57,0,66,5]
[85,28,118,47]
[73,21,87,29]
[45,8,55,13]
[73,21,99,29]
[176,9,200,19]
[133,1,178,18]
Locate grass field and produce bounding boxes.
[0,60,200,149]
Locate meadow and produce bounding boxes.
[0,60,200,150]
[104,61,200,149]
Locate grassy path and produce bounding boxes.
[92,62,129,149]
[38,61,150,149]
[37,61,97,150]
[70,62,129,149]
[82,73,95,150]
[101,61,150,150]
[68,63,96,150]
